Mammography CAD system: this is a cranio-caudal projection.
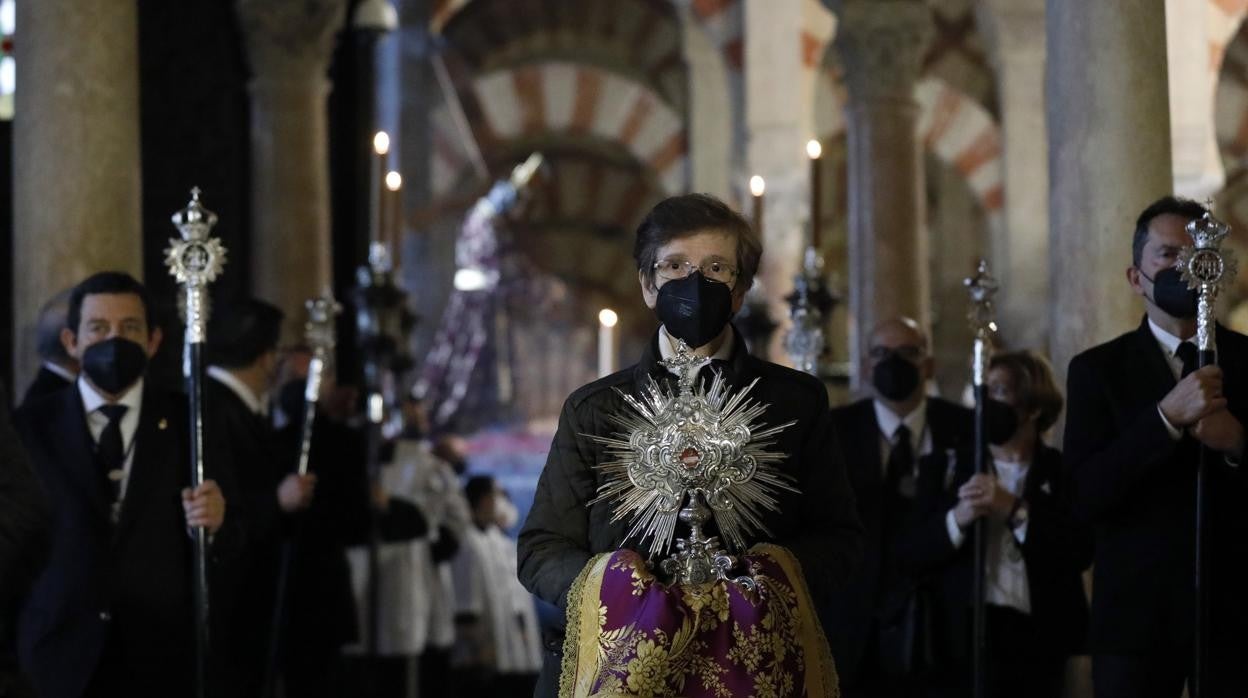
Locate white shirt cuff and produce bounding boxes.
[1158,404,1183,440]
[946,508,966,549]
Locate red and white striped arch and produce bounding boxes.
[1210,0,1248,78]
[431,62,688,195]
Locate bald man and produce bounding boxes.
[822,318,973,696]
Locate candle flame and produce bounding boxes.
[385,171,402,191]
[373,131,390,155]
[749,175,765,197]
[599,309,619,328]
[806,139,822,160]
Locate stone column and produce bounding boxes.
[978,0,1049,353]
[835,0,931,389]
[11,0,143,394]
[237,0,347,341]
[1047,0,1172,385]
[744,0,810,363]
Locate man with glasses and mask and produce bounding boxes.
[518,193,864,696]
[821,317,973,697]
[1065,196,1248,697]
[12,271,236,698]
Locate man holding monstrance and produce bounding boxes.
[519,193,864,697]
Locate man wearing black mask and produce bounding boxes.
[518,193,864,696]
[1065,196,1248,697]
[12,271,235,698]
[821,317,973,697]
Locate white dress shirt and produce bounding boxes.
[945,456,1033,614]
[873,399,931,475]
[657,324,735,374]
[207,366,267,416]
[43,361,78,383]
[79,376,144,503]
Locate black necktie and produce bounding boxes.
[1176,341,1199,378]
[885,424,914,495]
[97,404,128,502]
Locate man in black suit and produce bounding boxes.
[0,379,49,698]
[21,289,79,407]
[1064,196,1248,697]
[203,298,315,696]
[822,317,973,696]
[12,271,232,698]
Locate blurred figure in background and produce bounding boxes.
[21,289,79,407]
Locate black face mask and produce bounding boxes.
[872,353,921,402]
[656,272,735,349]
[985,398,1020,446]
[81,337,149,395]
[1140,267,1199,319]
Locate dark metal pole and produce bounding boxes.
[1194,346,1214,698]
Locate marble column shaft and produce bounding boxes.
[836,0,931,388]
[1047,0,1172,385]
[979,0,1050,354]
[237,0,346,343]
[12,0,143,395]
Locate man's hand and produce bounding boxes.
[372,482,390,512]
[955,473,1013,525]
[1192,408,1246,456]
[182,480,225,534]
[1160,366,1226,428]
[277,473,317,513]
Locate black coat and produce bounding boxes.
[821,396,973,685]
[517,328,865,691]
[0,380,49,697]
[19,367,72,409]
[1063,318,1248,653]
[12,383,241,698]
[204,377,285,694]
[899,443,1091,664]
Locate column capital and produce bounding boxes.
[975,0,1045,72]
[834,0,931,102]
[236,0,348,83]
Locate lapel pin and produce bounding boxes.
[1041,481,1052,494]
[158,418,168,431]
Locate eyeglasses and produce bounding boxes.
[868,345,925,362]
[653,258,739,285]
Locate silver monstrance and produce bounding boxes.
[589,341,797,589]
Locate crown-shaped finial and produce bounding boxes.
[305,290,343,352]
[166,187,227,286]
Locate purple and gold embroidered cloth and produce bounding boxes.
[560,543,839,697]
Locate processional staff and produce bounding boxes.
[165,188,228,698]
[1177,206,1238,698]
[262,291,342,698]
[964,259,999,698]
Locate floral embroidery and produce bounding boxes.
[561,546,840,698]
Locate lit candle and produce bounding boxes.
[372,131,390,245]
[807,139,823,250]
[385,170,402,266]
[598,308,618,378]
[749,175,765,236]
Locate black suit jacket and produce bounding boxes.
[899,443,1091,664]
[1064,318,1248,653]
[518,327,865,692]
[821,396,973,685]
[12,383,240,698]
[0,380,49,696]
[20,367,72,409]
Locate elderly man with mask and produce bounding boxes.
[518,193,863,696]
[821,317,973,697]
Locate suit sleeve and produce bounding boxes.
[1020,453,1094,573]
[1063,352,1180,523]
[896,451,962,576]
[517,398,597,609]
[782,409,865,603]
[0,391,51,607]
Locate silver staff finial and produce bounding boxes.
[1179,205,1239,352]
[964,259,999,387]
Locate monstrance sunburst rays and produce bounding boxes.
[586,344,798,562]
